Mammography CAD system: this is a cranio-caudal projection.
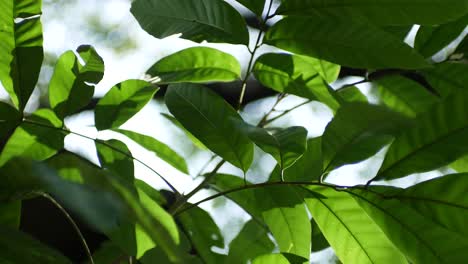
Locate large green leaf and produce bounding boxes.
[233,120,307,171]
[0,0,44,111]
[235,0,265,16]
[49,45,104,119]
[0,102,22,140]
[252,254,290,264]
[146,47,241,84]
[264,16,429,69]
[414,15,468,58]
[95,79,158,130]
[351,187,468,263]
[375,75,439,117]
[226,220,274,264]
[253,53,340,111]
[421,62,468,97]
[115,129,189,174]
[165,83,254,172]
[131,0,249,45]
[276,0,468,26]
[0,109,65,167]
[376,91,468,180]
[0,225,71,263]
[322,103,409,173]
[304,186,406,264]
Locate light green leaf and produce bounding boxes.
[95,79,158,130]
[0,102,22,140]
[0,225,71,263]
[226,220,274,264]
[337,86,368,103]
[351,187,468,263]
[147,47,241,84]
[115,129,188,174]
[422,62,468,97]
[49,45,104,119]
[276,0,468,26]
[253,53,340,111]
[414,15,468,58]
[0,109,65,167]
[451,155,468,172]
[252,254,290,264]
[0,0,44,111]
[265,16,429,69]
[375,75,439,117]
[235,0,265,16]
[131,0,249,45]
[161,113,208,150]
[304,186,406,264]
[376,91,468,180]
[165,83,254,172]
[322,103,409,173]
[233,120,307,171]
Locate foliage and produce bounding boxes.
[1,0,468,263]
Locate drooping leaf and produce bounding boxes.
[161,113,208,150]
[251,253,291,264]
[375,91,468,181]
[0,109,66,167]
[0,102,22,140]
[421,62,468,97]
[253,53,340,111]
[0,0,44,111]
[304,186,406,264]
[322,103,409,173]
[49,45,104,119]
[177,205,226,264]
[131,0,249,45]
[226,220,274,264]
[351,187,468,263]
[375,75,439,117]
[0,201,21,228]
[235,0,265,16]
[146,47,241,84]
[165,83,254,172]
[0,225,71,263]
[276,0,468,26]
[95,79,158,130]
[414,15,468,58]
[265,16,429,69]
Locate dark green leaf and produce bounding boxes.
[421,62,468,97]
[49,45,104,119]
[376,91,468,180]
[0,0,43,111]
[235,0,265,16]
[304,186,406,263]
[226,219,274,264]
[322,103,409,173]
[88,241,125,264]
[310,219,329,252]
[165,83,254,172]
[265,16,429,69]
[96,139,135,185]
[276,0,468,26]
[114,129,189,174]
[146,47,241,84]
[0,109,65,166]
[131,0,249,44]
[252,254,290,264]
[0,201,21,228]
[0,102,22,140]
[253,53,341,110]
[95,79,158,130]
[382,26,413,40]
[375,75,439,117]
[454,35,468,56]
[0,225,71,263]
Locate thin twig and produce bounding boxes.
[335,79,369,92]
[262,99,313,126]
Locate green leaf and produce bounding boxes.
[253,53,340,111]
[88,241,125,264]
[95,79,158,130]
[0,201,21,228]
[0,0,44,111]
[165,83,254,172]
[0,102,22,140]
[233,120,307,171]
[414,15,468,58]
[454,35,468,56]
[337,86,368,103]
[421,62,468,97]
[375,75,439,117]
[177,206,226,264]
[146,47,241,84]
[276,0,468,26]
[322,103,409,173]
[96,139,135,185]
[264,16,429,69]
[49,45,104,119]
[270,137,323,182]
[235,0,265,16]
[131,0,249,45]
[382,26,413,40]
[226,220,274,264]
[310,219,329,252]
[0,225,71,263]
[252,254,290,264]
[304,186,406,264]
[351,187,468,263]
[161,113,208,150]
[451,155,468,172]
[0,109,65,167]
[376,91,468,180]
